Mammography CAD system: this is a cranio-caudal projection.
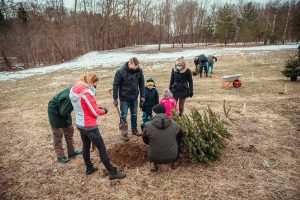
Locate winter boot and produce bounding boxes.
[140,123,145,132]
[150,162,158,172]
[57,156,69,164]
[119,122,129,142]
[86,165,98,175]
[68,150,82,159]
[109,171,126,180]
[132,129,142,136]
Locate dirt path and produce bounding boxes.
[0,50,299,200]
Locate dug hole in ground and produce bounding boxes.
[0,45,299,200]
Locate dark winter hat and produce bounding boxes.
[152,104,166,114]
[145,77,155,87]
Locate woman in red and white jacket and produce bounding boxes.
[69,72,125,180]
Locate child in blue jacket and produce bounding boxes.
[140,78,159,130]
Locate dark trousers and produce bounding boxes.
[78,127,116,175]
[200,63,208,77]
[176,134,182,160]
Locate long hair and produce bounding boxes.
[175,57,186,68]
[80,72,99,84]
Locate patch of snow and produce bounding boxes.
[0,44,298,82]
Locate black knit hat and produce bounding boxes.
[145,77,155,87]
[152,104,166,114]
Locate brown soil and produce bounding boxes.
[107,139,148,170]
[0,48,299,200]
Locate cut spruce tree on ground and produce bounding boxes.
[173,103,234,164]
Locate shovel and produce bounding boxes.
[108,89,129,141]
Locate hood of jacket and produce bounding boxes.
[151,113,172,129]
[69,82,95,103]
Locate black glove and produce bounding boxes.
[99,106,108,114]
[113,99,118,107]
[190,92,194,98]
[140,98,145,108]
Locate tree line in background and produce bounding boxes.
[0,0,299,70]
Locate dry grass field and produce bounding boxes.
[0,47,299,200]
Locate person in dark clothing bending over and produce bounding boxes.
[48,86,82,164]
[198,54,209,78]
[207,55,217,75]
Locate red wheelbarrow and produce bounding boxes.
[214,74,242,89]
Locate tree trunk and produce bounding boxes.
[1,49,12,71]
[271,14,276,37]
[158,8,162,51]
[282,2,291,44]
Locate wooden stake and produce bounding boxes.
[251,72,254,78]
[242,102,246,114]
[284,84,287,94]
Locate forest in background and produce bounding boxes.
[0,0,299,70]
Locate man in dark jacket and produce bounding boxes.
[113,57,145,141]
[142,104,180,171]
[198,54,208,78]
[48,86,81,163]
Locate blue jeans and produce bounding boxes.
[120,99,138,131]
[142,112,152,125]
[78,128,116,175]
[208,61,214,74]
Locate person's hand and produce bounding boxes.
[140,98,145,108]
[113,100,118,107]
[99,106,108,114]
[189,92,194,98]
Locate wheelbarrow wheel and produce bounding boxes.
[233,79,241,88]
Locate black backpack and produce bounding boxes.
[198,54,208,63]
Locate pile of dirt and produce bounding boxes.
[107,140,148,170]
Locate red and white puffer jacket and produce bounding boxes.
[69,82,106,129]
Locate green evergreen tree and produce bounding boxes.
[238,2,258,43]
[0,9,3,21]
[0,0,5,20]
[203,15,215,43]
[290,2,300,42]
[216,3,236,45]
[173,104,233,164]
[17,4,28,23]
[282,56,300,81]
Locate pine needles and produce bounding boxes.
[173,102,234,164]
